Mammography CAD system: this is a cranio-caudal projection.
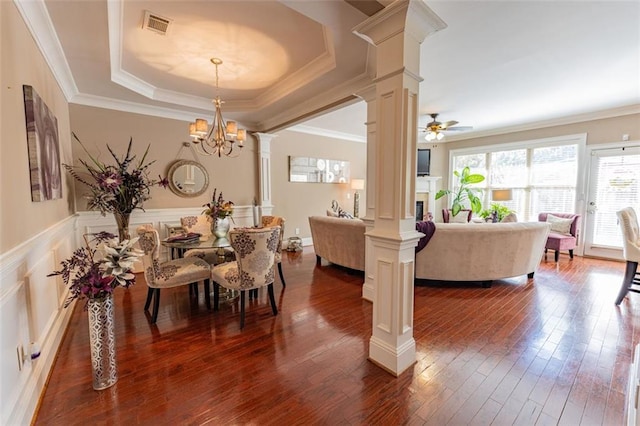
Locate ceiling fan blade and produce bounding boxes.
[440,120,458,129]
[443,126,473,132]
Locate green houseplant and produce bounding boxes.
[435,166,485,217]
[479,203,514,222]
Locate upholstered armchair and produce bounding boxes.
[615,207,640,305]
[442,209,473,223]
[137,225,211,323]
[210,227,280,329]
[538,212,581,262]
[261,215,286,287]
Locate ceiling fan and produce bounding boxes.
[421,113,473,141]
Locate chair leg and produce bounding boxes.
[528,272,534,279]
[278,262,286,287]
[213,282,220,312]
[267,283,278,316]
[316,255,322,266]
[615,261,639,305]
[193,282,199,298]
[204,279,211,310]
[151,288,160,323]
[554,250,559,262]
[240,290,246,330]
[569,249,574,259]
[144,287,154,311]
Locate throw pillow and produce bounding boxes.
[546,214,573,235]
[501,213,518,223]
[326,209,339,217]
[450,212,469,223]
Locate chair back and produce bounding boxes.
[229,227,280,289]
[617,207,640,262]
[181,215,213,238]
[538,212,581,238]
[136,225,160,285]
[442,208,472,223]
[261,216,285,253]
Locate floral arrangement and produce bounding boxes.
[48,232,142,307]
[64,133,168,216]
[203,188,234,220]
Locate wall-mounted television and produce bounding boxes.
[417,149,431,176]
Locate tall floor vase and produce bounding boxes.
[113,211,131,242]
[87,294,117,390]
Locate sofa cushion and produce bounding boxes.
[546,214,573,235]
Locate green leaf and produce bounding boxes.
[465,174,485,184]
[451,203,461,216]
[435,189,450,200]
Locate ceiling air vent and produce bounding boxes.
[142,11,172,36]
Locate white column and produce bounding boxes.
[253,132,276,216]
[356,85,377,302]
[353,0,446,376]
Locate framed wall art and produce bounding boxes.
[23,85,62,201]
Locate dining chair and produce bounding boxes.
[615,207,640,305]
[210,226,280,329]
[180,215,232,264]
[261,215,286,288]
[137,225,212,323]
[442,208,472,223]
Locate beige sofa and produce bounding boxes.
[308,216,366,271]
[415,222,551,284]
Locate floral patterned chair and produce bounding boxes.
[180,215,234,265]
[210,226,280,329]
[261,215,286,288]
[136,225,212,323]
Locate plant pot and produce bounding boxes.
[87,294,117,390]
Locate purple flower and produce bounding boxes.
[97,172,122,189]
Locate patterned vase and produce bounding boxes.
[113,211,131,242]
[87,294,117,390]
[212,216,231,247]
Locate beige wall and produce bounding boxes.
[431,113,640,217]
[0,1,74,254]
[270,130,367,240]
[69,104,259,211]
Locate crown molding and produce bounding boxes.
[287,125,366,143]
[443,104,640,143]
[14,0,78,101]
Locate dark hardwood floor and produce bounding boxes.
[35,250,638,425]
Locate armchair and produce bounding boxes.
[137,226,211,323]
[615,207,640,305]
[538,212,581,262]
[442,209,473,223]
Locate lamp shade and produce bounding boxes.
[351,179,365,191]
[491,189,513,201]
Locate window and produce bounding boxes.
[449,135,585,222]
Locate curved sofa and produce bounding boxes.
[415,222,551,283]
[309,216,366,271]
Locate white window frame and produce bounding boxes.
[447,133,588,225]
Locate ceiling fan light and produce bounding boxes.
[436,132,444,140]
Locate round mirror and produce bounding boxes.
[167,160,209,197]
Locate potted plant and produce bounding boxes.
[435,166,485,217]
[479,203,514,222]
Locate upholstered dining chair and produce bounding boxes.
[538,212,581,262]
[615,207,640,305]
[137,225,212,323]
[261,215,286,287]
[442,208,473,223]
[210,226,280,329]
[179,215,222,264]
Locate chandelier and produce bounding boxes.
[189,58,246,157]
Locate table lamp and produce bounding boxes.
[491,189,513,222]
[351,179,365,218]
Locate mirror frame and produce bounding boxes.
[167,159,209,198]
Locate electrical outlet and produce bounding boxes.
[295,228,300,235]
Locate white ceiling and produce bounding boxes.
[18,0,640,143]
